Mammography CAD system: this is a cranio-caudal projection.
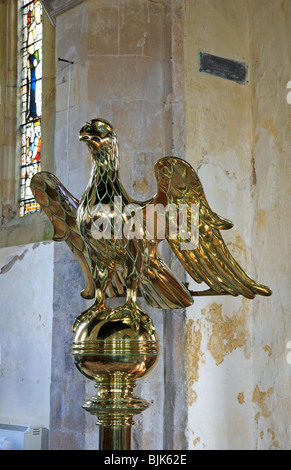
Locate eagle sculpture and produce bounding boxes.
[30,119,271,330]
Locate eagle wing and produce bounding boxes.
[30,172,126,300]
[152,157,272,299]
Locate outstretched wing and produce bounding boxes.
[30,172,126,300]
[152,157,272,299]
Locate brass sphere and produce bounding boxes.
[72,302,160,382]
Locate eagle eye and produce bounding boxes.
[96,124,108,136]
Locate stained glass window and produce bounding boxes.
[19,0,42,216]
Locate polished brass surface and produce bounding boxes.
[72,301,159,449]
[30,118,271,450]
[98,425,132,451]
[31,118,271,311]
[72,300,159,384]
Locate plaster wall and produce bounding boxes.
[184,0,291,450]
[248,0,291,451]
[0,242,54,428]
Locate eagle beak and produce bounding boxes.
[79,121,109,145]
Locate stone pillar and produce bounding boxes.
[49,0,188,450]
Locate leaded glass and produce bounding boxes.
[19,0,42,217]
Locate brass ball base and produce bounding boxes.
[71,301,160,450]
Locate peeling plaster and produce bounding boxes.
[263,344,272,357]
[226,234,247,265]
[267,428,280,449]
[0,249,28,275]
[185,299,251,416]
[205,302,250,366]
[193,436,200,447]
[182,0,289,450]
[185,318,203,406]
[252,384,273,421]
[238,392,245,404]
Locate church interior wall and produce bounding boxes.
[0,0,290,450]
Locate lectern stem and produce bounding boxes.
[99,425,132,450]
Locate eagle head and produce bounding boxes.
[79,119,118,167]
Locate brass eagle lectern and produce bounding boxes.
[30,119,271,450]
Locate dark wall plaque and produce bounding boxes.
[199,52,248,84]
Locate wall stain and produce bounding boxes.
[193,437,200,447]
[133,177,149,194]
[186,302,250,405]
[226,234,247,265]
[252,384,273,422]
[251,155,257,186]
[0,250,28,275]
[268,428,280,449]
[263,344,272,357]
[260,429,280,449]
[1,203,16,224]
[257,209,266,229]
[205,302,249,365]
[238,392,245,404]
[185,318,204,406]
[262,116,279,143]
